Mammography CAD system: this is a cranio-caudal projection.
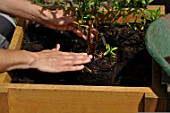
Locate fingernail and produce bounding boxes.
[83,35,88,40]
[88,55,93,59]
[83,53,88,55]
[80,65,84,69]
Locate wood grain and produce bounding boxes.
[0,5,167,113]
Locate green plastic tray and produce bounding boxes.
[145,14,170,77]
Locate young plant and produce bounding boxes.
[33,0,161,58]
[103,44,118,58]
[72,0,102,54]
[101,33,118,58]
[140,6,162,30]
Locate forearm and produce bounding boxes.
[0,0,52,25]
[0,49,37,72]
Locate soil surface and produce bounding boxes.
[165,56,170,64]
[11,22,152,86]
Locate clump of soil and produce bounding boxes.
[11,22,152,86]
[165,56,170,64]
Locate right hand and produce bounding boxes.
[31,44,93,73]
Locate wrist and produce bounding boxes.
[24,50,39,69]
[6,50,39,71]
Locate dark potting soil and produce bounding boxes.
[165,56,170,64]
[11,22,152,86]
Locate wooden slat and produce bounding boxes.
[0,88,9,113]
[145,94,158,111]
[0,73,8,83]
[97,5,165,24]
[5,84,144,113]
[118,5,165,24]
[8,26,24,50]
[1,84,159,113]
[98,5,165,24]
[0,84,157,92]
[0,5,167,113]
[0,73,11,83]
[0,81,162,113]
[147,5,165,15]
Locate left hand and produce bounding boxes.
[39,8,97,40]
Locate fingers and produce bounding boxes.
[66,23,87,40]
[58,52,93,65]
[72,29,88,40]
[48,15,98,40]
[34,50,93,73]
[67,23,98,40]
[59,52,92,60]
[47,65,85,72]
[61,54,92,65]
[55,44,60,51]
[52,44,60,51]
[58,65,85,72]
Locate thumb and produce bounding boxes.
[55,44,60,51]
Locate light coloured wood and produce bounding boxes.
[8,89,144,113]
[0,5,167,113]
[8,26,24,50]
[1,84,147,113]
[0,83,158,92]
[144,95,158,111]
[147,5,165,15]
[0,73,8,83]
[97,5,165,24]
[0,87,9,113]
[118,5,165,24]
[0,83,162,113]
[0,72,11,83]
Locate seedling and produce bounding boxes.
[33,0,161,59]
[140,6,162,30]
[103,44,118,58]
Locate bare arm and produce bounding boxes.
[0,48,92,73]
[0,0,89,40]
[0,0,46,24]
[0,49,37,72]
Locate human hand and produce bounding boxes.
[31,44,93,73]
[39,8,97,40]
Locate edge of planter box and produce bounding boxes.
[0,5,168,113]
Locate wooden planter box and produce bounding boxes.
[0,5,168,113]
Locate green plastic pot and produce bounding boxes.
[145,14,170,77]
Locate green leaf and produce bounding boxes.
[148,0,154,4]
[111,47,118,51]
[80,24,90,28]
[35,0,45,7]
[141,0,146,5]
[126,0,131,4]
[103,44,111,56]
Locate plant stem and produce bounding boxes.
[87,19,94,54]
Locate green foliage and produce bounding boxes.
[34,0,162,58]
[120,0,153,7]
[34,0,46,7]
[103,44,118,58]
[142,6,161,22]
